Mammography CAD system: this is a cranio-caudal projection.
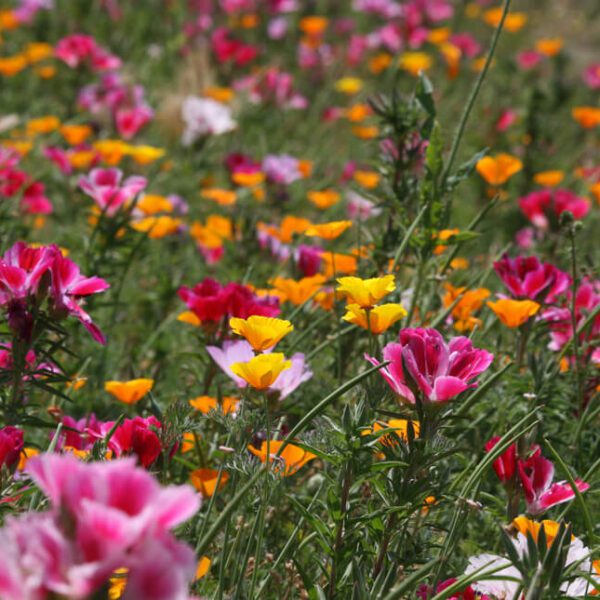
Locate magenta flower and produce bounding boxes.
[0,426,23,469]
[485,436,517,484]
[518,188,591,230]
[79,167,147,216]
[55,33,121,71]
[493,254,570,303]
[518,448,589,515]
[366,328,494,404]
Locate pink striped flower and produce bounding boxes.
[79,168,147,216]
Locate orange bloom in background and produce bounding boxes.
[299,15,328,37]
[533,170,564,187]
[433,228,460,255]
[321,252,358,277]
[135,194,173,216]
[204,86,234,103]
[314,289,335,311]
[231,353,291,390]
[189,395,239,415]
[443,283,490,332]
[273,215,312,243]
[132,216,182,239]
[60,124,93,146]
[190,469,229,497]
[369,52,392,74]
[178,311,202,327]
[0,54,28,76]
[248,440,316,476]
[353,169,380,189]
[108,568,128,600]
[66,376,87,391]
[450,257,470,270]
[512,516,561,546]
[487,299,540,328]
[352,125,379,140]
[591,182,600,204]
[440,42,462,79]
[35,65,56,79]
[196,557,211,580]
[336,275,396,307]
[229,315,293,351]
[298,159,312,178]
[483,8,527,32]
[427,27,451,45]
[24,42,53,64]
[0,10,19,31]
[345,103,372,123]
[104,379,154,404]
[307,188,340,209]
[181,432,198,453]
[476,153,523,186]
[17,447,40,471]
[572,107,600,129]
[270,275,325,306]
[201,187,237,206]
[306,220,352,240]
[535,38,563,57]
[362,419,420,445]
[342,303,407,334]
[93,139,128,165]
[231,171,265,187]
[127,145,165,165]
[26,115,60,136]
[398,51,433,76]
[190,215,233,248]
[68,149,97,170]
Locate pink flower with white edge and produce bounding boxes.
[79,167,147,216]
[365,328,494,404]
[206,339,255,388]
[518,447,589,515]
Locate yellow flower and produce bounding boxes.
[343,303,406,334]
[189,395,238,415]
[443,283,490,332]
[362,419,420,445]
[487,299,540,328]
[334,77,363,95]
[248,440,316,476]
[17,447,40,471]
[131,216,182,239]
[533,170,564,187]
[433,228,460,255]
[127,145,165,165]
[512,516,561,546]
[0,54,28,76]
[178,310,202,326]
[26,115,60,136]
[572,107,600,129]
[24,42,53,64]
[93,139,129,165]
[483,8,527,32]
[307,188,340,209]
[108,568,128,600]
[204,86,234,103]
[476,153,523,186]
[190,468,229,497]
[398,51,433,76]
[270,275,325,306]
[104,379,154,404]
[201,187,237,206]
[230,354,291,390]
[305,220,352,240]
[231,171,265,187]
[336,275,396,308]
[229,315,293,351]
[136,194,173,215]
[321,252,358,277]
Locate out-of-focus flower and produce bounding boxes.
[307,188,340,209]
[476,153,523,186]
[206,340,255,387]
[398,51,433,76]
[268,352,312,400]
[230,353,291,390]
[248,440,316,476]
[518,188,590,229]
[346,191,382,221]
[190,468,229,497]
[104,378,154,404]
[482,7,527,32]
[229,315,293,352]
[583,62,600,90]
[572,106,600,129]
[487,298,541,328]
[0,426,24,470]
[189,395,239,415]
[443,283,490,332]
[306,220,352,240]
[262,154,302,185]
[336,275,395,308]
[366,328,494,404]
[343,303,407,334]
[181,97,236,145]
[270,275,325,306]
[533,170,564,187]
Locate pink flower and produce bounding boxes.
[55,34,121,71]
[20,182,53,215]
[206,339,255,387]
[270,353,313,399]
[295,245,322,277]
[49,253,110,344]
[583,62,600,90]
[115,104,154,140]
[262,154,302,185]
[346,191,382,221]
[518,188,591,229]
[366,328,494,404]
[495,109,518,132]
[0,426,24,469]
[485,436,517,484]
[518,447,589,515]
[79,167,147,216]
[493,254,570,303]
[517,50,543,70]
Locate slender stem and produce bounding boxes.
[328,463,352,599]
[568,229,584,413]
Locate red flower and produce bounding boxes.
[0,426,24,469]
[485,436,517,484]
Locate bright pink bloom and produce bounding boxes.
[485,436,517,484]
[495,109,518,132]
[21,182,53,215]
[0,426,23,469]
[79,168,147,216]
[518,447,589,515]
[365,328,494,404]
[0,342,57,380]
[295,245,322,277]
[583,62,600,90]
[55,34,121,71]
[60,414,103,450]
[211,27,258,66]
[517,50,543,70]
[450,33,481,58]
[115,104,154,140]
[493,254,570,303]
[519,188,591,229]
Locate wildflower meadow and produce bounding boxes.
[0,0,599,598]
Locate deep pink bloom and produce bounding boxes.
[485,436,517,484]
[365,328,494,404]
[55,34,121,71]
[583,62,600,90]
[495,109,518,132]
[0,342,57,380]
[519,188,591,229]
[0,426,24,469]
[518,447,589,515]
[295,245,322,277]
[517,50,543,70]
[79,168,147,216]
[60,414,103,450]
[115,104,154,140]
[493,254,570,303]
[417,578,482,600]
[21,182,53,215]
[450,33,481,58]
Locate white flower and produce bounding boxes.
[466,553,520,599]
[181,97,236,145]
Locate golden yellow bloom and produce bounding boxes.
[443,283,490,332]
[127,145,165,165]
[572,107,600,129]
[60,124,93,146]
[483,8,527,32]
[135,194,173,216]
[93,139,129,165]
[178,311,202,327]
[353,169,380,189]
[440,42,461,79]
[104,379,154,404]
[26,115,60,136]
[512,516,561,546]
[196,557,212,580]
[336,275,396,308]
[229,316,293,351]
[307,188,340,209]
[189,395,238,415]
[24,42,53,64]
[334,77,363,95]
[66,376,87,391]
[450,257,470,270]
[433,228,460,255]
[201,187,237,206]
[343,303,407,334]
[533,170,564,187]
[190,215,233,248]
[68,149,96,170]
[108,568,128,600]
[398,51,433,76]
[131,216,182,239]
[476,153,523,186]
[204,86,234,103]
[427,27,451,45]
[306,220,352,240]
[270,275,325,306]
[535,38,563,57]
[231,353,291,389]
[362,419,420,445]
[487,299,540,328]
[17,447,40,471]
[321,252,358,277]
[248,440,316,476]
[190,468,229,497]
